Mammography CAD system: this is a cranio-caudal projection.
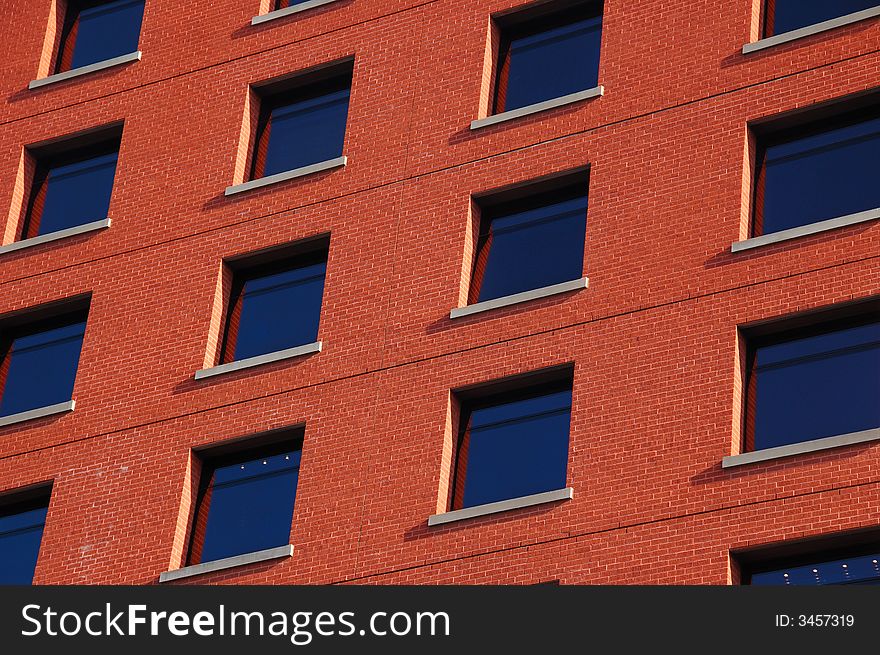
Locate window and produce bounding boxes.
[251,0,341,26]
[187,438,302,565]
[469,182,587,306]
[743,315,880,453]
[274,0,315,7]
[750,551,880,585]
[493,1,602,114]
[0,311,87,419]
[56,0,145,73]
[251,73,351,180]
[762,0,879,37]
[739,533,880,585]
[21,137,119,242]
[452,379,572,510]
[0,491,50,585]
[220,247,327,364]
[752,106,880,238]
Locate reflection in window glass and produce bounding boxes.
[764,0,879,37]
[0,317,87,418]
[188,445,301,565]
[222,253,326,363]
[751,552,880,585]
[454,384,572,510]
[747,319,880,451]
[58,0,145,72]
[471,186,587,304]
[0,499,49,585]
[495,2,603,113]
[754,109,880,237]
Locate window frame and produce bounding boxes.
[741,310,880,454]
[185,436,304,567]
[450,375,573,512]
[249,74,352,182]
[737,529,880,585]
[218,247,328,366]
[55,0,145,74]
[467,178,589,308]
[0,485,52,585]
[492,0,604,116]
[0,309,89,419]
[20,137,120,242]
[251,0,343,27]
[750,103,880,240]
[761,0,880,38]
[743,2,880,54]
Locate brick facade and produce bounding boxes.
[0,0,878,584]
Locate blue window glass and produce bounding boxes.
[0,316,87,418]
[764,0,879,37]
[188,443,301,565]
[222,252,326,363]
[252,77,350,179]
[755,109,880,237]
[750,551,880,585]
[454,384,572,510]
[495,2,603,114]
[471,186,587,304]
[0,499,49,585]
[746,318,880,452]
[58,0,145,72]
[24,147,118,240]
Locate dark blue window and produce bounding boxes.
[494,2,602,114]
[750,551,880,585]
[0,497,49,585]
[57,0,145,72]
[0,315,87,418]
[23,144,118,240]
[252,76,350,179]
[222,251,326,363]
[754,108,880,237]
[187,441,301,565]
[471,185,587,304]
[764,0,879,37]
[453,382,571,510]
[745,317,880,452]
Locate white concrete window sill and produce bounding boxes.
[450,277,588,320]
[722,427,880,469]
[159,544,293,583]
[743,6,880,54]
[29,52,142,90]
[224,156,346,196]
[0,219,110,257]
[0,400,75,429]
[470,86,603,130]
[731,208,880,253]
[252,0,340,25]
[427,487,573,526]
[195,341,322,380]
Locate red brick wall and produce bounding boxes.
[0,0,877,584]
